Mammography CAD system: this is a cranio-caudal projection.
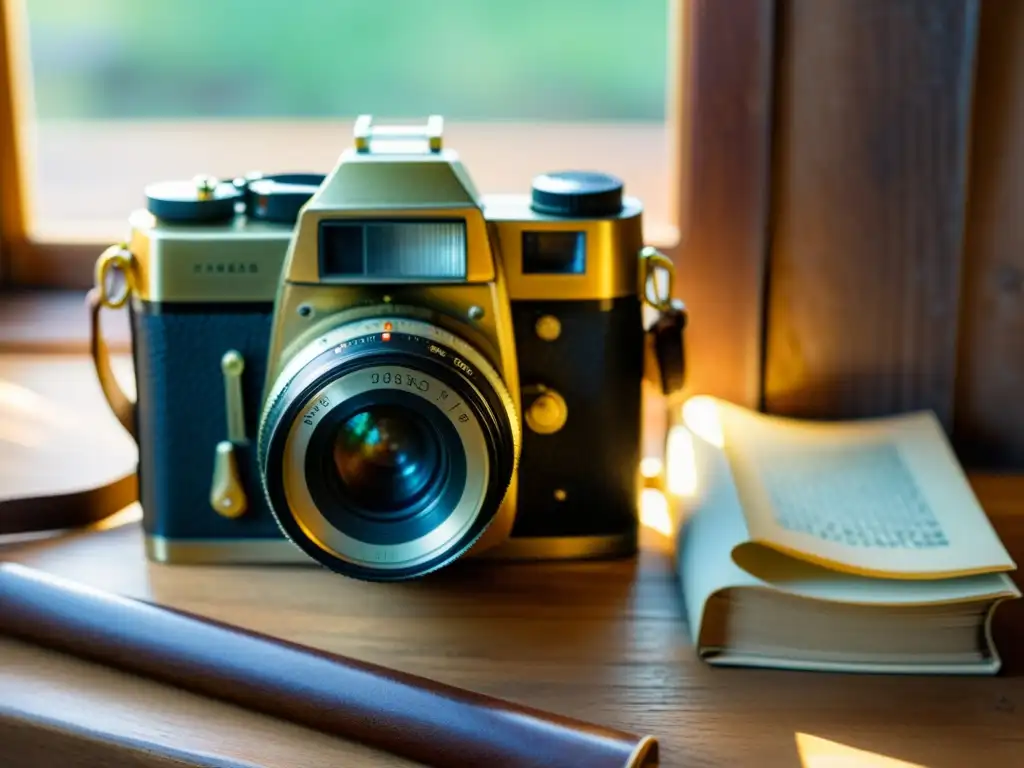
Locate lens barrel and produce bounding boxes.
[258,316,518,581]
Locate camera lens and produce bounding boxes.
[330,405,442,514]
[258,315,520,582]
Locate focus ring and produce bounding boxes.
[259,315,520,465]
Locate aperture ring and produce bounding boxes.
[260,315,520,464]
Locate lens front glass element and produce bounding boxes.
[330,405,443,515]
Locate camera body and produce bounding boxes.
[123,116,649,579]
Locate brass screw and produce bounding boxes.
[535,315,561,341]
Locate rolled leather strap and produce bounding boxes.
[0,563,658,768]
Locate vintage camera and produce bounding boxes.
[97,116,682,581]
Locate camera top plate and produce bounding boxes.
[145,173,326,225]
[246,173,326,224]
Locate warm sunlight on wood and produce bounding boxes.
[93,503,142,531]
[0,378,74,447]
[795,733,927,768]
[661,395,726,500]
[681,395,724,448]
[665,425,697,497]
[639,488,673,537]
[0,357,138,508]
[640,456,663,479]
[0,380,52,415]
[0,379,71,427]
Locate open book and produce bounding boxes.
[669,396,1021,674]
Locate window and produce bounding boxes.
[2,0,683,288]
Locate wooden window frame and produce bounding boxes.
[0,0,28,286]
[0,0,776,413]
[2,0,692,291]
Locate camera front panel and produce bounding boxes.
[481,173,647,558]
[508,296,645,552]
[132,300,302,563]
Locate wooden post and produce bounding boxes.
[955,0,1024,469]
[762,0,980,432]
[675,0,775,409]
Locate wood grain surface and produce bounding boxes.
[0,704,263,768]
[0,353,135,503]
[954,0,1024,470]
[0,291,131,354]
[3,354,1024,768]
[763,0,980,430]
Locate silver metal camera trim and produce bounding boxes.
[261,315,519,572]
[262,315,519,444]
[281,364,490,571]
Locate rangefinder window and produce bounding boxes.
[521,231,586,275]
[319,220,468,279]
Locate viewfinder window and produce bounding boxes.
[320,220,467,279]
[521,231,586,275]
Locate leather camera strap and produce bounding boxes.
[0,288,140,539]
[0,474,138,537]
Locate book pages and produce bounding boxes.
[688,398,1017,579]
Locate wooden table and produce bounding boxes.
[2,355,1024,768]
